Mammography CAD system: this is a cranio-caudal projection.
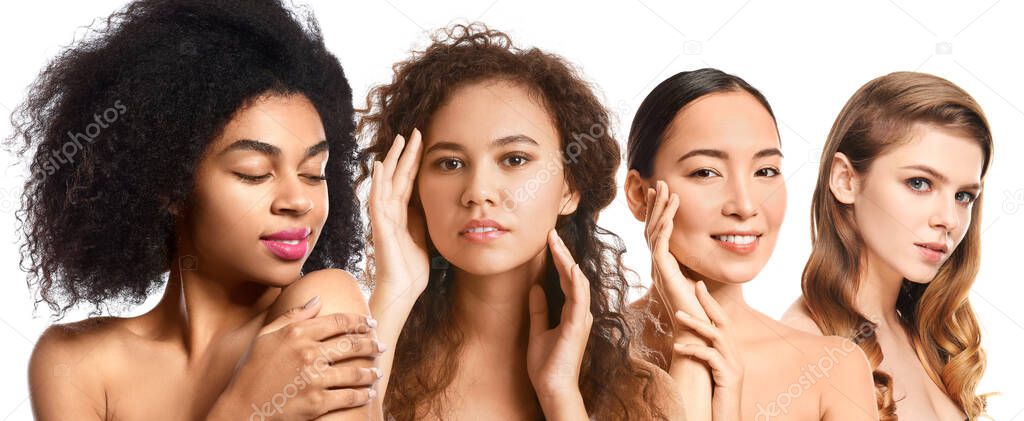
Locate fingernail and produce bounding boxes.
[676,310,689,319]
[377,341,388,352]
[373,367,383,378]
[366,317,378,328]
[368,389,378,399]
[303,295,320,309]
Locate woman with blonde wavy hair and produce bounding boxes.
[783,71,992,421]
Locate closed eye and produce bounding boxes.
[235,172,271,183]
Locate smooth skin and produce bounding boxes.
[626,91,878,420]
[783,124,985,421]
[29,94,382,420]
[368,80,683,419]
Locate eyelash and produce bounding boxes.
[688,166,781,178]
[905,177,976,205]
[234,172,326,183]
[434,153,533,172]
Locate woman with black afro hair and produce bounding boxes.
[9,1,385,419]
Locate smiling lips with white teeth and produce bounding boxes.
[460,219,507,243]
[711,232,762,254]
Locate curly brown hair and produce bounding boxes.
[356,23,668,420]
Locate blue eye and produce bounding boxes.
[756,167,781,177]
[955,191,976,204]
[906,177,931,192]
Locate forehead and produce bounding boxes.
[424,79,560,151]
[213,94,325,150]
[659,91,779,157]
[872,123,985,182]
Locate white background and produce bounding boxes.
[1,1,1021,419]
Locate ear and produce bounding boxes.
[828,152,860,205]
[161,195,183,217]
[557,180,581,216]
[624,169,650,222]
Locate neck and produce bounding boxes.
[149,254,279,358]
[854,249,904,328]
[450,251,548,355]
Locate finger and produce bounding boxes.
[317,336,387,362]
[528,283,549,337]
[567,263,592,328]
[673,343,728,375]
[643,187,656,234]
[259,296,322,336]
[382,134,406,181]
[318,388,377,413]
[295,312,378,341]
[393,128,422,202]
[696,281,730,328]
[318,366,383,388]
[674,310,721,345]
[547,229,575,290]
[369,161,380,204]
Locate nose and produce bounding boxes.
[721,176,758,220]
[928,195,961,234]
[460,165,499,208]
[270,174,314,216]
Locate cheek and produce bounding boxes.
[759,182,787,231]
[666,179,719,233]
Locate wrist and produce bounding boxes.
[536,387,586,421]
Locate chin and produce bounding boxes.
[901,265,939,284]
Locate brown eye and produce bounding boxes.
[502,153,530,167]
[438,158,464,171]
[755,167,781,177]
[689,168,720,178]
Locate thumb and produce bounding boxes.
[259,295,322,336]
[528,284,549,338]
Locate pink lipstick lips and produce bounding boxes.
[260,227,311,261]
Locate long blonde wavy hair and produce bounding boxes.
[802,71,991,420]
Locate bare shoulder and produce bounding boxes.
[29,317,135,419]
[779,297,823,335]
[268,268,369,319]
[623,357,686,420]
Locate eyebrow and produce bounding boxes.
[220,139,328,159]
[424,134,540,154]
[677,147,783,163]
[901,164,981,190]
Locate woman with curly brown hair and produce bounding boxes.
[782,72,993,421]
[12,1,384,419]
[360,23,684,420]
